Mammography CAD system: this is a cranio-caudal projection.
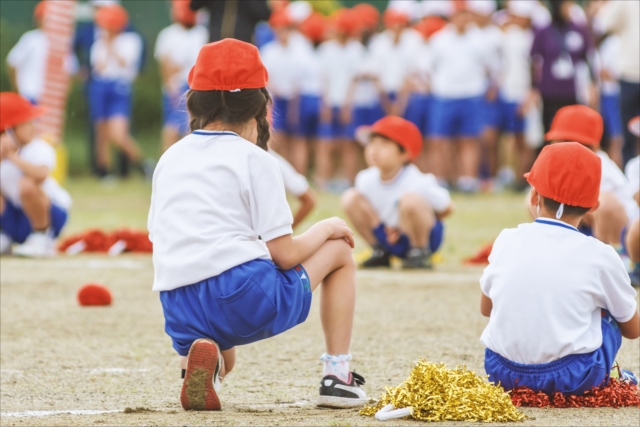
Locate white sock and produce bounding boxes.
[320,353,351,383]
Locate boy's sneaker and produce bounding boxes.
[620,370,638,386]
[13,231,55,258]
[317,372,368,408]
[180,338,222,411]
[362,245,391,268]
[0,232,12,255]
[402,248,433,269]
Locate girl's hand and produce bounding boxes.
[321,217,355,248]
[0,133,17,160]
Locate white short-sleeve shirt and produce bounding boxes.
[318,39,365,107]
[499,25,533,103]
[7,29,48,102]
[625,155,639,197]
[270,150,309,197]
[480,218,637,365]
[260,40,301,100]
[369,29,423,94]
[355,164,451,227]
[598,150,638,221]
[91,32,143,82]
[148,131,294,292]
[154,23,208,89]
[0,138,72,210]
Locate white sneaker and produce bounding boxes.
[0,232,12,255]
[13,231,56,258]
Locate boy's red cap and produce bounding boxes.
[333,8,355,34]
[299,12,326,42]
[172,0,197,26]
[269,8,293,29]
[188,39,268,91]
[525,142,601,208]
[370,116,423,160]
[77,284,112,306]
[95,4,129,32]
[353,3,380,29]
[415,16,447,39]
[34,1,47,20]
[383,9,410,28]
[545,105,603,146]
[0,92,45,132]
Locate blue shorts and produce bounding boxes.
[348,103,385,138]
[497,99,526,134]
[318,106,349,140]
[0,198,67,244]
[429,96,484,138]
[162,84,189,135]
[272,96,292,134]
[403,93,431,136]
[160,259,313,355]
[373,220,445,257]
[482,96,501,129]
[295,94,321,138]
[88,78,133,121]
[485,312,622,395]
[601,94,622,138]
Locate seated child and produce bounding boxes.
[0,92,71,257]
[342,116,453,269]
[481,142,640,394]
[624,116,640,286]
[269,149,316,229]
[544,105,637,249]
[148,39,367,411]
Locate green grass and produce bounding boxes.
[62,177,530,264]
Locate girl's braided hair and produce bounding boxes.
[185,88,272,150]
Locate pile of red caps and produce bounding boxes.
[511,379,640,408]
[464,242,494,265]
[58,228,152,254]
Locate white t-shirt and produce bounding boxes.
[598,35,621,96]
[596,0,640,82]
[480,218,637,365]
[7,30,48,102]
[148,131,293,292]
[294,44,322,96]
[426,25,491,98]
[479,24,503,90]
[499,25,533,103]
[625,155,639,197]
[355,164,451,227]
[318,39,365,107]
[270,150,309,197]
[154,23,208,90]
[405,43,431,94]
[0,138,72,210]
[598,151,638,221]
[260,40,301,100]
[91,32,143,82]
[369,29,423,94]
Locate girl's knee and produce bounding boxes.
[326,239,355,269]
[18,177,40,198]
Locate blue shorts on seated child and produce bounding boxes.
[372,220,444,257]
[0,198,67,244]
[160,259,312,355]
[485,311,622,395]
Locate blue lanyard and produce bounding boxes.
[534,219,578,232]
[192,131,239,137]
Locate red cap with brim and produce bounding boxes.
[545,105,603,146]
[0,92,45,132]
[359,116,423,160]
[95,4,129,32]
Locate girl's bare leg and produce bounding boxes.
[315,140,334,190]
[109,117,141,162]
[95,120,110,171]
[341,188,379,245]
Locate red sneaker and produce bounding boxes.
[180,339,222,411]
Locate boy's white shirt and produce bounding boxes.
[0,138,72,210]
[478,24,503,91]
[148,131,293,292]
[369,28,423,94]
[499,25,534,103]
[355,163,451,227]
[598,150,638,221]
[480,218,637,365]
[269,150,309,197]
[318,39,366,107]
[598,35,621,96]
[91,32,143,82]
[154,23,208,90]
[7,29,48,102]
[624,155,639,197]
[294,43,322,97]
[260,39,302,100]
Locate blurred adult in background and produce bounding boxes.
[594,0,640,167]
[155,0,208,151]
[529,0,597,136]
[189,0,271,44]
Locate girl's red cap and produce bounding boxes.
[0,92,45,132]
[525,142,601,208]
[333,8,356,35]
[269,8,293,29]
[545,105,603,146]
[95,4,129,32]
[353,3,380,29]
[299,12,326,42]
[383,9,410,28]
[415,16,447,39]
[77,284,112,306]
[188,39,269,91]
[370,116,423,160]
[172,0,197,26]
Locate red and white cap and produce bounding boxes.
[357,116,423,160]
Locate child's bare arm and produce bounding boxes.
[618,310,640,340]
[266,217,354,270]
[6,153,49,183]
[292,189,316,230]
[480,293,492,317]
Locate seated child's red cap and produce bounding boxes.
[299,12,326,42]
[188,39,269,91]
[77,284,112,306]
[525,142,601,209]
[384,9,410,28]
[545,105,603,146]
[172,0,197,27]
[370,116,423,160]
[269,8,293,29]
[0,92,45,132]
[95,4,129,32]
[353,3,380,29]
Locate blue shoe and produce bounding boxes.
[620,369,638,386]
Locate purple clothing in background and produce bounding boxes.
[530,23,594,101]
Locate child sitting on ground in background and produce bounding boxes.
[0,93,72,257]
[624,116,640,286]
[342,116,453,269]
[481,142,639,394]
[148,39,367,412]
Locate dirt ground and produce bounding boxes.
[1,254,639,426]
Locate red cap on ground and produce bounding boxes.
[545,105,603,146]
[269,7,293,29]
[414,16,447,39]
[371,116,423,160]
[299,12,326,42]
[0,92,45,132]
[78,284,113,306]
[383,9,410,28]
[95,4,129,32]
[188,39,268,91]
[525,142,601,208]
[172,0,197,26]
[353,3,380,29]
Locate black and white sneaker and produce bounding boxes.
[362,245,391,268]
[317,372,368,408]
[402,247,433,269]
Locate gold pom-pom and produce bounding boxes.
[360,359,525,422]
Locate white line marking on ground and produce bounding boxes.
[248,400,312,409]
[1,410,121,418]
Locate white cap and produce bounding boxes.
[507,0,536,19]
[387,0,418,21]
[629,116,640,138]
[466,0,497,16]
[421,0,453,18]
[286,1,312,24]
[91,0,121,6]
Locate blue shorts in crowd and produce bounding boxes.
[601,94,623,138]
[88,78,133,121]
[160,259,312,355]
[482,96,501,130]
[348,103,385,139]
[272,95,322,138]
[0,198,67,244]
[373,220,445,258]
[318,106,350,140]
[496,98,526,134]
[162,84,190,135]
[429,96,484,139]
[485,311,622,395]
[403,93,431,137]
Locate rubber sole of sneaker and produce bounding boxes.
[317,395,369,409]
[180,339,221,411]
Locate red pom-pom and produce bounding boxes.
[464,242,494,265]
[511,379,640,408]
[77,284,112,306]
